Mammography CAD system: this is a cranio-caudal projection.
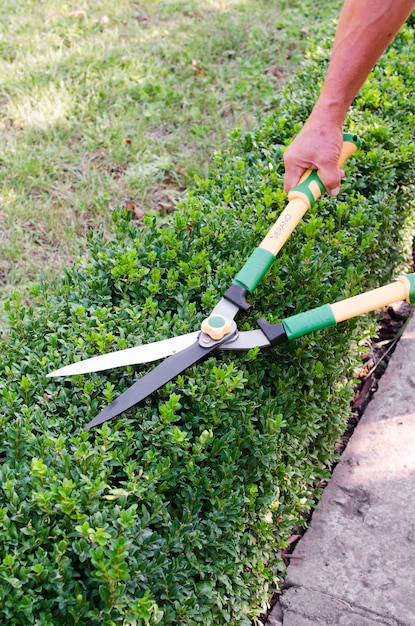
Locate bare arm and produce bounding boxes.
[283,0,415,195]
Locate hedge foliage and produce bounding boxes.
[1,16,414,626]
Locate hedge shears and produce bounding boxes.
[48,133,415,429]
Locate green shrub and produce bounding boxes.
[0,17,414,626]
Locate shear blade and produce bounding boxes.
[47,331,200,377]
[48,326,270,378]
[84,340,219,430]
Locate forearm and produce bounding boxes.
[283,0,414,193]
[312,0,415,124]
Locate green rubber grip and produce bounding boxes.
[282,304,336,341]
[290,170,325,208]
[343,131,361,148]
[407,273,415,304]
[233,248,275,293]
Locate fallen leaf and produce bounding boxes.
[191,59,203,74]
[125,202,144,219]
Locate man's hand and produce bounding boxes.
[283,117,344,196]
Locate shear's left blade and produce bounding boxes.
[47,331,200,377]
[49,296,240,378]
[84,340,219,430]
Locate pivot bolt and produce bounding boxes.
[201,315,233,340]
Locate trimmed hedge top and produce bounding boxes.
[0,16,414,626]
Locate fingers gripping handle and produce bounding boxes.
[287,132,360,207]
[234,133,360,293]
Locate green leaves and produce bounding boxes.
[0,15,415,626]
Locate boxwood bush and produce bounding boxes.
[1,16,414,626]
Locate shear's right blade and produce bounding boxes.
[84,339,219,429]
[47,331,200,377]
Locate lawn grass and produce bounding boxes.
[0,0,342,310]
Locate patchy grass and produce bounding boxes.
[0,0,342,306]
